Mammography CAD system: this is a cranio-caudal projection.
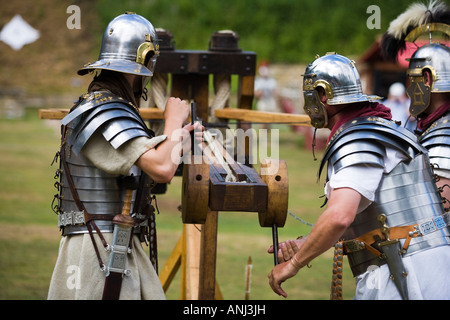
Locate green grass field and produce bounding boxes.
[0,108,356,300]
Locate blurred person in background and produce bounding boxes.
[254,61,278,129]
[383,82,416,132]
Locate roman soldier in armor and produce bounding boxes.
[268,52,450,299]
[381,0,450,211]
[48,13,201,299]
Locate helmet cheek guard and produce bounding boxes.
[406,68,432,117]
[303,90,328,128]
[136,33,160,74]
[406,43,450,117]
[303,79,332,128]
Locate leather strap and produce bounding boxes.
[132,173,159,272]
[102,272,124,300]
[60,126,111,270]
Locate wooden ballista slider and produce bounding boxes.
[181,131,289,229]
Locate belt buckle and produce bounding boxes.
[58,210,85,227]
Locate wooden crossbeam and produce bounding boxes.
[38,107,311,127]
[215,108,311,126]
[38,108,165,120]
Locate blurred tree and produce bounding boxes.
[95,0,419,63]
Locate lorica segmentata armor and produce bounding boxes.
[320,117,450,277]
[419,111,450,173]
[53,91,155,237]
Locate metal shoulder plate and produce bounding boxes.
[319,117,426,180]
[419,113,450,171]
[62,91,152,154]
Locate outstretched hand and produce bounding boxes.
[267,236,306,263]
[267,259,300,298]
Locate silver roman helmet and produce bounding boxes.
[381,1,450,117]
[302,53,378,128]
[406,42,450,116]
[78,12,159,77]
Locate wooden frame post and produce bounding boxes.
[154,30,256,300]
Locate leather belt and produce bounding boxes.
[58,211,149,235]
[342,213,450,277]
[58,210,114,228]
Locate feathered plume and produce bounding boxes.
[381,0,450,62]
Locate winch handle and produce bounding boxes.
[190,101,199,155]
[272,224,279,266]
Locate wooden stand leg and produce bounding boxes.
[199,210,219,299]
[158,224,201,299]
[158,234,183,292]
[184,223,202,300]
[159,218,223,300]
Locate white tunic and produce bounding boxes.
[48,134,167,300]
[325,147,450,300]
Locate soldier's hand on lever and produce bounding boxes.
[267,237,306,262]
